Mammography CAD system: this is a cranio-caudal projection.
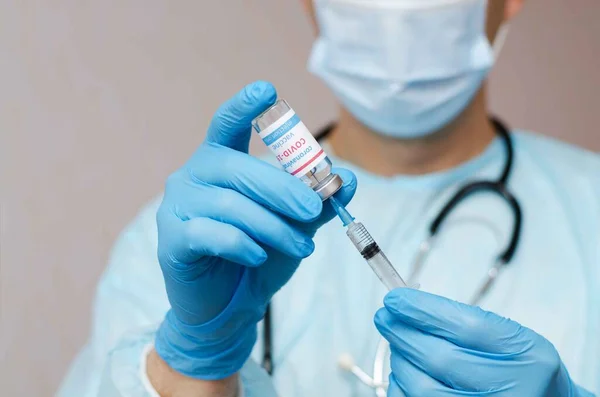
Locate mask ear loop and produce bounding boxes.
[493,23,510,59]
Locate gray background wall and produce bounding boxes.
[1,0,598,395]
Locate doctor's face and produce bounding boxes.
[301,0,526,138]
[301,0,525,44]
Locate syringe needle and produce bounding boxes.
[329,197,407,290]
[329,196,355,226]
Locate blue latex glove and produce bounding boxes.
[375,288,595,396]
[154,81,357,380]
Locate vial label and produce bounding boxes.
[258,109,327,177]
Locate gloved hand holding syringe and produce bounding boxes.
[253,97,407,291]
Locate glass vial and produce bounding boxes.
[252,99,343,200]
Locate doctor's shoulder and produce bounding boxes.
[512,131,600,189]
[511,130,600,244]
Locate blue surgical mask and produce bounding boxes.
[308,0,499,139]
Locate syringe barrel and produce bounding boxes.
[347,222,407,290]
[252,99,342,200]
[367,251,408,290]
[346,222,374,253]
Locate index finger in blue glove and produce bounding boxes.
[187,145,323,223]
[383,288,527,354]
[206,81,277,152]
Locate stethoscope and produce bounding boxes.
[261,117,523,396]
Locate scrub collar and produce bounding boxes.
[321,136,504,191]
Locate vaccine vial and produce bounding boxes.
[252,99,343,200]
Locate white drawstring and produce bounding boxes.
[338,353,388,389]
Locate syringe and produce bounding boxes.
[330,197,407,291]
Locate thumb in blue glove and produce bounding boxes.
[155,81,357,380]
[375,288,594,396]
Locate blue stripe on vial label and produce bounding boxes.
[262,114,301,145]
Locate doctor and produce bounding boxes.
[59,0,599,396]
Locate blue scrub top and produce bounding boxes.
[58,132,600,396]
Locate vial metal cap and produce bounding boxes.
[314,173,343,200]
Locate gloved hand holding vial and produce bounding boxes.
[152,82,358,380]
